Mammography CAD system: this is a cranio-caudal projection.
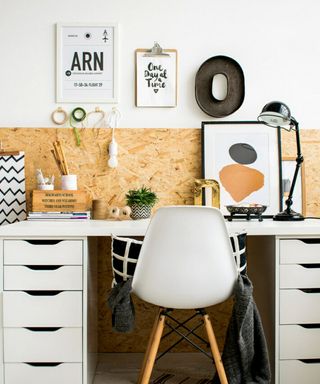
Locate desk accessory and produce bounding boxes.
[36,169,54,190]
[32,190,88,212]
[226,204,267,222]
[51,107,68,125]
[258,101,304,221]
[194,178,220,208]
[109,206,132,220]
[70,107,87,146]
[0,151,27,225]
[126,186,158,219]
[92,199,108,220]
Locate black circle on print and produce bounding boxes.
[229,143,257,164]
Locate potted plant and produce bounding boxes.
[126,186,158,220]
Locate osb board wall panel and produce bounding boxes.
[1,127,320,353]
[0,128,200,210]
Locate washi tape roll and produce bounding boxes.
[70,107,87,146]
[120,206,132,220]
[109,206,120,219]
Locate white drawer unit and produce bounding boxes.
[280,264,320,289]
[280,360,320,384]
[4,362,82,384]
[3,290,83,327]
[4,327,82,363]
[278,237,320,384]
[4,265,83,291]
[280,325,320,359]
[280,289,320,324]
[1,238,86,383]
[3,239,82,265]
[280,239,320,264]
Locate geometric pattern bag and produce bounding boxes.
[0,152,27,226]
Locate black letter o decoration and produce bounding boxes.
[195,55,245,117]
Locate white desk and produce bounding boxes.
[0,218,320,384]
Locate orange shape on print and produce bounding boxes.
[219,164,264,202]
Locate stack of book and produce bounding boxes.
[27,211,91,221]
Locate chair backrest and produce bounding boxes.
[132,206,238,309]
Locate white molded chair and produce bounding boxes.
[132,206,238,384]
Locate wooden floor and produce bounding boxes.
[94,353,214,383]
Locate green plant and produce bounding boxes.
[126,186,158,207]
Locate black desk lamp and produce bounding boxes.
[258,101,304,221]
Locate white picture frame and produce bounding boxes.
[202,121,281,216]
[56,23,118,103]
[135,49,177,107]
[281,157,306,216]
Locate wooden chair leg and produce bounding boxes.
[203,314,228,384]
[137,309,166,384]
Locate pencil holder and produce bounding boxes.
[61,174,77,190]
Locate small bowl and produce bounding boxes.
[226,204,267,215]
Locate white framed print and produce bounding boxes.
[56,23,118,103]
[135,49,177,107]
[202,121,282,216]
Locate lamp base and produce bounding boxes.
[273,209,304,221]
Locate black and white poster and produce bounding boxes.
[135,49,177,107]
[56,23,118,103]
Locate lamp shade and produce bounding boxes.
[258,101,292,129]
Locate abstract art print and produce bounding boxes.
[202,121,281,216]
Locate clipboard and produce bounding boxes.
[135,42,178,107]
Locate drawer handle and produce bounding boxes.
[25,265,63,271]
[299,288,320,294]
[25,327,62,332]
[298,239,320,244]
[24,240,63,245]
[298,324,320,329]
[299,359,320,364]
[24,362,62,367]
[299,264,320,269]
[24,290,63,296]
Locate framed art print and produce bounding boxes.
[56,23,118,103]
[202,121,282,216]
[135,49,177,107]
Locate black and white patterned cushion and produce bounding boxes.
[111,235,143,287]
[111,231,247,286]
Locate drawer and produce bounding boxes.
[280,239,320,264]
[280,325,320,359]
[4,265,83,291]
[4,362,82,384]
[3,291,82,327]
[280,264,320,289]
[280,289,320,324]
[4,327,82,362]
[280,360,320,384]
[4,239,82,265]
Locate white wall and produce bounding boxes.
[1,0,320,128]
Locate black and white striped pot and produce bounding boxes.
[130,204,152,220]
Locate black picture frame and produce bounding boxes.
[201,121,282,219]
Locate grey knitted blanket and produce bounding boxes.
[107,278,135,333]
[213,275,271,384]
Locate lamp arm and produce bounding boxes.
[285,118,304,213]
